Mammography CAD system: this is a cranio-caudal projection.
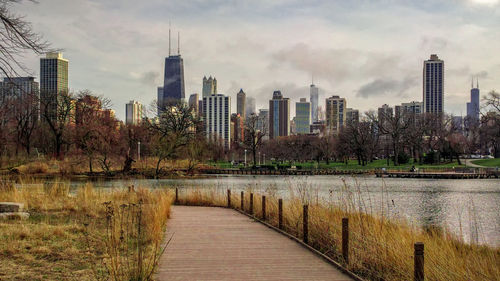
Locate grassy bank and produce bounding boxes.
[210,159,465,171]
[0,179,173,280]
[472,158,500,167]
[175,185,500,281]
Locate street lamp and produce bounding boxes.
[244,149,247,167]
[258,152,261,165]
[138,141,141,161]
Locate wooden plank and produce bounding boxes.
[156,206,354,281]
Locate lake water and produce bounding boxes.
[41,175,500,247]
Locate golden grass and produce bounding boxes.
[0,179,174,281]
[175,185,500,281]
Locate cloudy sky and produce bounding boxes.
[13,0,500,120]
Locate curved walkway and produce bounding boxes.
[156,206,353,281]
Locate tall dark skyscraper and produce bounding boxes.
[467,78,480,121]
[160,30,185,107]
[423,54,444,114]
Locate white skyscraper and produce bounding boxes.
[423,54,444,114]
[310,84,319,122]
[203,94,231,149]
[125,100,143,125]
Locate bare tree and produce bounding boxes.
[0,0,51,77]
[149,100,198,176]
[243,113,267,166]
[10,91,38,155]
[40,90,74,158]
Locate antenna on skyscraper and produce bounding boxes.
[471,76,474,89]
[178,31,180,55]
[168,21,171,56]
[477,77,479,89]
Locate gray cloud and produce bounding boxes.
[140,71,160,86]
[356,76,418,98]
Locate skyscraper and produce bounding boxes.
[157,86,164,116]
[40,52,68,120]
[0,77,39,122]
[160,31,184,107]
[466,78,480,121]
[203,94,231,149]
[188,93,200,114]
[125,100,143,125]
[202,76,217,97]
[423,54,444,114]
[257,109,269,137]
[295,98,311,134]
[325,95,346,134]
[237,89,246,120]
[310,84,319,122]
[269,90,290,139]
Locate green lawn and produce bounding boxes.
[208,159,465,170]
[471,158,500,167]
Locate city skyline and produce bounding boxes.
[9,0,500,120]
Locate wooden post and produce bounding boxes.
[249,193,254,215]
[303,205,309,244]
[241,191,244,210]
[342,218,349,264]
[278,199,283,230]
[414,242,424,281]
[227,189,231,208]
[175,188,178,204]
[262,196,266,220]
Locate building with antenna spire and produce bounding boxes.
[466,77,480,122]
[310,81,319,122]
[159,26,185,110]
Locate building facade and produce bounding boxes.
[295,98,311,134]
[246,96,256,118]
[188,93,200,115]
[202,76,217,97]
[40,52,68,121]
[345,108,359,124]
[268,91,290,139]
[161,54,185,106]
[125,100,143,125]
[310,84,319,122]
[257,109,269,138]
[395,101,423,117]
[203,94,231,149]
[0,77,40,123]
[231,113,244,144]
[325,95,346,133]
[423,54,444,114]
[236,89,246,120]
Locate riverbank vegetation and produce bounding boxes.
[175,184,500,281]
[0,179,173,280]
[472,158,500,167]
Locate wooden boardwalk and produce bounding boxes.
[156,206,354,281]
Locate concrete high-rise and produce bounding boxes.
[236,89,246,120]
[423,54,444,114]
[125,100,143,125]
[345,108,359,124]
[310,84,319,122]
[203,94,231,149]
[295,98,311,134]
[466,78,480,121]
[202,76,217,97]
[325,95,346,133]
[257,109,269,137]
[40,52,68,120]
[269,90,290,139]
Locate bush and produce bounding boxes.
[423,151,438,164]
[394,152,410,164]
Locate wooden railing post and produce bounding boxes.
[227,189,231,208]
[241,191,244,210]
[303,204,309,244]
[342,217,349,264]
[250,193,254,215]
[278,199,283,230]
[262,196,266,220]
[175,188,178,204]
[414,242,424,281]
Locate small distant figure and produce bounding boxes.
[410,165,416,172]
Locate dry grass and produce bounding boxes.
[0,179,174,281]
[175,185,500,281]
